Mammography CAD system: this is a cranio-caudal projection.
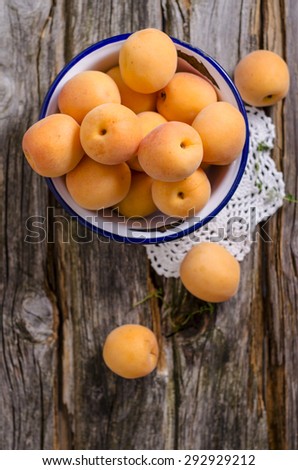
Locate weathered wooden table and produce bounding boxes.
[1,0,297,450]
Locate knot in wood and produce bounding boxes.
[16,292,54,343]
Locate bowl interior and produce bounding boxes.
[42,34,249,244]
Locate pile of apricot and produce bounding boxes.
[22,28,250,219]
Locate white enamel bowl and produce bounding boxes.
[40,34,249,244]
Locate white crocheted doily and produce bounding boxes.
[146,106,285,278]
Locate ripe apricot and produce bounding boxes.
[151,168,211,218]
[80,103,142,165]
[66,156,131,210]
[192,101,246,165]
[138,121,203,182]
[127,111,167,172]
[138,111,168,135]
[234,50,290,107]
[107,66,156,113]
[103,324,159,379]
[117,172,157,218]
[22,114,84,177]
[157,72,217,124]
[119,28,177,93]
[58,71,121,124]
[180,242,240,302]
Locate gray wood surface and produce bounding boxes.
[1,0,297,450]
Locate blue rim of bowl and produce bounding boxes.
[40,33,250,245]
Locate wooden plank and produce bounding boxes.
[1,0,297,451]
[262,0,298,450]
[0,0,64,449]
[282,0,298,450]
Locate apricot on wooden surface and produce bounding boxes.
[103,324,159,379]
[234,50,290,107]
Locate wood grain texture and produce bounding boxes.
[1,0,297,450]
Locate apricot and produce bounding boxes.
[157,72,218,124]
[138,111,168,136]
[138,121,203,182]
[126,155,144,173]
[151,168,211,218]
[103,324,159,379]
[180,242,240,302]
[80,103,142,165]
[66,156,131,210]
[127,111,167,172]
[117,172,157,218]
[119,28,177,94]
[192,101,246,165]
[22,113,84,177]
[106,66,156,113]
[234,50,290,107]
[58,71,121,124]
